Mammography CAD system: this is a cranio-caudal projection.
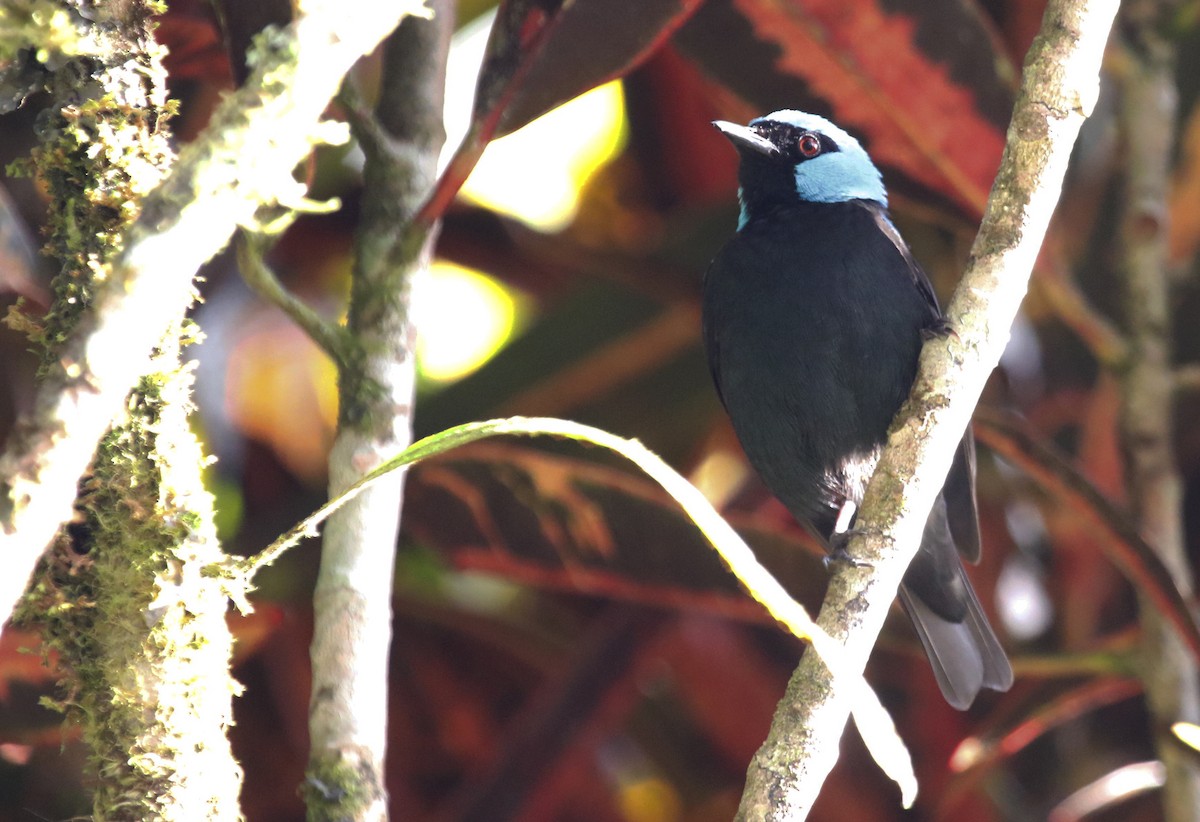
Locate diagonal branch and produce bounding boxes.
[733,0,1120,817]
[236,231,353,369]
[0,0,429,632]
[1033,243,1129,369]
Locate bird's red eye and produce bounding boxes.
[798,133,821,158]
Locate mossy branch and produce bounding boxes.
[0,0,430,633]
[7,0,244,816]
[733,0,1121,817]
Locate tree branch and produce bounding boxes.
[1173,364,1200,394]
[236,231,353,369]
[0,0,428,632]
[734,0,1120,817]
[1114,1,1200,817]
[303,3,454,819]
[4,2,245,816]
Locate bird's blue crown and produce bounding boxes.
[751,110,887,208]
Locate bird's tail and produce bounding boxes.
[898,570,1013,710]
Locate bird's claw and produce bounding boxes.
[920,317,958,341]
[823,530,874,571]
[823,549,873,571]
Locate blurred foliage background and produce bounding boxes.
[2,0,1200,819]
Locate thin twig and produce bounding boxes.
[1174,364,1200,394]
[238,413,918,804]
[337,80,395,163]
[1033,243,1129,369]
[235,231,352,369]
[733,0,1120,817]
[939,677,1144,819]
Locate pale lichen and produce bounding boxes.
[10,1,242,818]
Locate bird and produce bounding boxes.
[702,110,1013,709]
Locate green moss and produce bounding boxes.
[31,339,243,818]
[302,754,379,820]
[0,0,100,64]
[13,2,242,818]
[337,354,388,429]
[32,81,175,367]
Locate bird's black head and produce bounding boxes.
[712,110,887,228]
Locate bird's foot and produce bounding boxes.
[823,530,874,571]
[920,317,959,342]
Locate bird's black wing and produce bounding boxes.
[700,249,734,412]
[701,259,729,411]
[857,200,982,563]
[945,430,982,563]
[858,200,942,321]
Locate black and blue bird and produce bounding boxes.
[703,111,1013,709]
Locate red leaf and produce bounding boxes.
[939,676,1142,817]
[495,0,706,137]
[0,628,55,701]
[975,407,1200,664]
[157,0,233,85]
[675,0,1015,216]
[403,441,828,619]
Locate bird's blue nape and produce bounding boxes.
[753,110,888,207]
[737,187,749,230]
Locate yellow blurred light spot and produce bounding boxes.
[949,735,985,772]
[414,262,518,383]
[690,448,751,508]
[617,777,682,822]
[1173,722,1200,751]
[461,80,627,232]
[226,321,338,484]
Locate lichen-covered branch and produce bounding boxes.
[733,0,1120,817]
[1114,1,1200,818]
[3,1,240,817]
[0,0,429,632]
[303,4,453,819]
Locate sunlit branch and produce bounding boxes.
[733,0,1121,817]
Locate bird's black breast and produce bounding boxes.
[703,200,939,526]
